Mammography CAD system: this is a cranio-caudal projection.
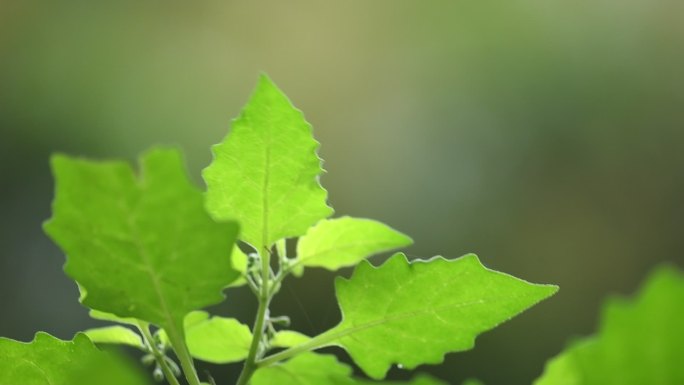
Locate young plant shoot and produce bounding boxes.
[0,75,558,385]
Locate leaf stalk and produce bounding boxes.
[136,321,181,385]
[236,246,274,385]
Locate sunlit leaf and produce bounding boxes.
[203,75,332,251]
[89,309,140,326]
[44,148,239,348]
[227,245,249,288]
[318,253,557,379]
[254,353,450,385]
[270,330,312,349]
[0,332,148,385]
[83,326,143,349]
[293,216,412,275]
[184,312,253,364]
[252,353,355,385]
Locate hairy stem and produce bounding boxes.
[136,321,181,385]
[236,246,272,385]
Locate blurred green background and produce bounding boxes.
[1,1,683,384]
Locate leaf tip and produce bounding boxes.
[255,72,282,95]
[258,71,274,84]
[540,284,560,298]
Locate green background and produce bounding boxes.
[1,1,683,384]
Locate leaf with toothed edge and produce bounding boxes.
[44,148,239,338]
[203,74,333,251]
[293,216,413,275]
[314,252,557,379]
[0,332,149,385]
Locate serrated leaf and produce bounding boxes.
[534,266,684,385]
[203,74,333,251]
[316,253,557,379]
[184,312,253,364]
[293,216,412,275]
[83,326,144,349]
[270,330,312,348]
[0,332,149,385]
[252,353,356,385]
[44,148,239,349]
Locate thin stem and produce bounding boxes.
[245,273,260,296]
[167,332,202,385]
[256,329,338,368]
[270,269,288,296]
[136,321,181,385]
[236,246,272,385]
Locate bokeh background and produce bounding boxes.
[1,1,683,384]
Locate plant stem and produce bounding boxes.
[236,246,272,385]
[168,332,202,385]
[136,321,181,385]
[256,329,338,368]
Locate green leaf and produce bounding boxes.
[252,353,356,385]
[44,148,239,350]
[253,353,450,385]
[270,330,312,348]
[0,332,149,385]
[293,216,413,275]
[83,326,144,349]
[184,312,253,364]
[534,266,684,385]
[319,253,558,379]
[203,74,333,251]
[227,245,249,288]
[357,374,449,385]
[89,309,139,326]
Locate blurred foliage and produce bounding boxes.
[535,266,684,384]
[1,1,683,384]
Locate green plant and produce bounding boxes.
[534,266,684,385]
[0,75,558,385]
